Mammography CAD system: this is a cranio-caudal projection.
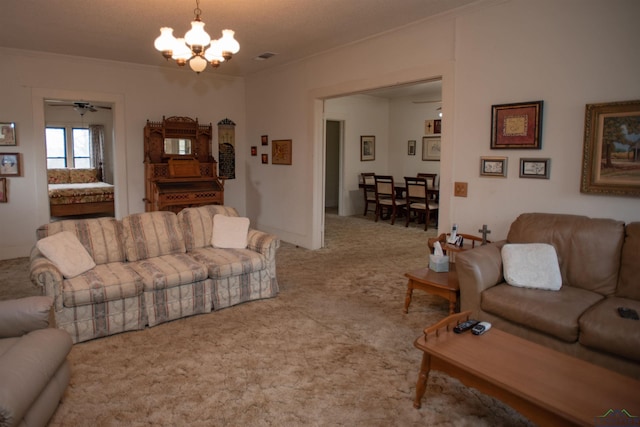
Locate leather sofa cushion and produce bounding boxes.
[62,263,143,307]
[188,248,268,279]
[579,296,640,362]
[128,253,208,291]
[0,296,52,338]
[481,283,603,342]
[507,213,624,296]
[617,222,640,300]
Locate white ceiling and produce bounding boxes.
[0,0,477,79]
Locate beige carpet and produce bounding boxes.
[0,213,533,426]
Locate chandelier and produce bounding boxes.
[154,0,240,73]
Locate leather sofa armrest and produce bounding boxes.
[0,328,72,427]
[0,297,53,338]
[456,241,506,316]
[29,248,64,311]
[247,229,280,260]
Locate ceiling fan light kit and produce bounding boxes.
[154,0,240,74]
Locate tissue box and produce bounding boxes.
[429,255,449,272]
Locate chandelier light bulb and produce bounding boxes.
[171,38,192,65]
[204,39,225,63]
[189,55,208,73]
[154,27,176,59]
[219,29,240,55]
[185,21,211,54]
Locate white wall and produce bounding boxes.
[0,49,246,259]
[246,0,640,249]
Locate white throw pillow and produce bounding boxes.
[211,214,250,249]
[36,231,96,278]
[501,243,562,291]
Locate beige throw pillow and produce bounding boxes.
[211,214,250,249]
[502,243,562,291]
[36,231,96,278]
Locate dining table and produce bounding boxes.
[359,178,439,201]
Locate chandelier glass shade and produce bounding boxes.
[154,0,240,73]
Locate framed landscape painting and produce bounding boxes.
[580,100,640,197]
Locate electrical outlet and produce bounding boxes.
[454,182,468,197]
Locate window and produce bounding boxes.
[45,126,91,168]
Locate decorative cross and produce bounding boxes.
[478,224,491,245]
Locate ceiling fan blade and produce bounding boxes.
[412,100,442,104]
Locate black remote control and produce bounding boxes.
[618,307,639,320]
[453,319,479,334]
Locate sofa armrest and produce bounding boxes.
[29,248,64,311]
[456,241,506,316]
[0,328,72,427]
[0,297,53,338]
[247,229,280,260]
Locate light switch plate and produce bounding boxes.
[454,182,468,197]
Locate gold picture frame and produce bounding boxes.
[580,100,640,197]
[272,139,292,165]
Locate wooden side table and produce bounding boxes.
[404,264,459,315]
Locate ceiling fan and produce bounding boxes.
[48,101,112,116]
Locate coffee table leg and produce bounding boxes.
[414,352,431,409]
[404,281,414,313]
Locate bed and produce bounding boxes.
[48,168,115,217]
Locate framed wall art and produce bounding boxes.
[261,154,268,164]
[0,178,6,202]
[408,140,416,156]
[520,158,550,179]
[0,123,16,146]
[480,156,508,177]
[251,146,257,156]
[261,135,268,146]
[360,135,375,161]
[422,136,441,161]
[491,101,543,149]
[272,139,292,165]
[424,119,441,135]
[0,153,20,176]
[580,99,640,197]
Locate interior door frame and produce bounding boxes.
[32,88,128,225]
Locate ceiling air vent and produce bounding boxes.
[254,52,277,61]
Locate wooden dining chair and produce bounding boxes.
[361,172,376,216]
[374,175,405,225]
[417,173,438,202]
[404,176,439,231]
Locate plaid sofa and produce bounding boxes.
[29,206,279,343]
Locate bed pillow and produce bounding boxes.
[36,231,96,278]
[212,214,250,249]
[501,243,562,291]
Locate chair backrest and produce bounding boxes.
[404,177,427,203]
[417,173,437,188]
[361,172,376,199]
[374,175,395,201]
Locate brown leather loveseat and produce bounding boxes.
[456,213,640,379]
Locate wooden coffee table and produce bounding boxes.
[413,312,640,426]
[404,265,458,315]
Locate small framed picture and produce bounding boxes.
[360,135,375,161]
[0,178,6,202]
[272,139,292,165]
[408,140,416,156]
[0,123,16,146]
[251,146,257,156]
[261,135,268,146]
[0,153,20,176]
[480,156,508,177]
[424,119,441,135]
[520,158,550,179]
[422,136,441,161]
[261,154,268,164]
[491,101,543,149]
